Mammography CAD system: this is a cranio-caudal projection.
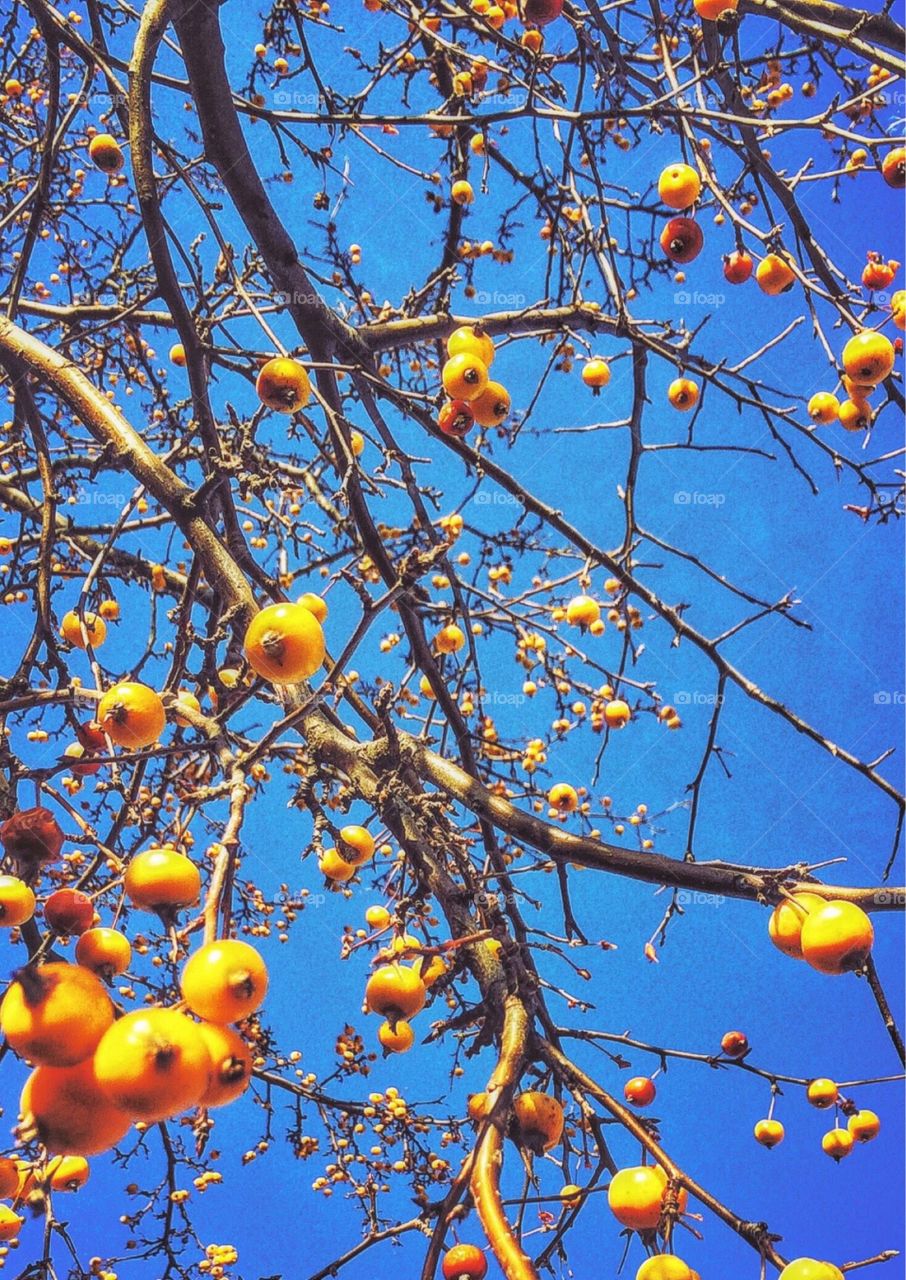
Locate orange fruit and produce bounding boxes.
[624,1076,656,1107]
[365,964,427,1020]
[296,592,328,623]
[0,962,113,1066]
[198,1023,253,1108]
[512,1091,564,1152]
[180,939,269,1023]
[442,1244,488,1279]
[470,381,510,428]
[667,378,699,410]
[821,1128,854,1160]
[98,682,166,749]
[807,393,840,425]
[93,1008,210,1122]
[255,357,311,413]
[582,359,611,389]
[319,848,356,882]
[693,0,738,17]
[435,623,466,654]
[0,1205,23,1242]
[339,825,376,866]
[243,602,325,683]
[547,783,579,812]
[124,846,201,913]
[60,609,106,649]
[76,927,132,978]
[20,1058,132,1155]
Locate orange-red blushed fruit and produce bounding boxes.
[442,1243,488,1280]
[43,888,95,935]
[720,1029,749,1058]
[881,146,905,188]
[660,217,703,264]
[723,250,753,284]
[624,1076,657,1107]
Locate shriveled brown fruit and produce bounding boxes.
[0,807,65,867]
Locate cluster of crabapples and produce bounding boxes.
[438,326,510,438]
[717,1028,881,1166]
[807,327,901,434]
[0,817,270,1247]
[360,912,449,1055]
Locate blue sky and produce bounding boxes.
[1,0,904,1277]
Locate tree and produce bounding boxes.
[0,0,903,1277]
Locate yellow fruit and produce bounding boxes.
[800,900,874,974]
[0,875,36,927]
[636,1258,695,1280]
[447,326,495,367]
[243,602,325,684]
[365,964,427,1020]
[255,357,311,412]
[658,163,701,209]
[821,1128,854,1160]
[60,610,106,649]
[841,331,895,386]
[198,1023,253,1108]
[565,595,600,627]
[806,1078,838,1109]
[0,1205,23,1242]
[807,392,840,425]
[378,1019,415,1052]
[847,1109,880,1142]
[48,1155,90,1191]
[767,892,826,958]
[180,939,269,1024]
[93,1008,210,1123]
[754,1118,785,1148]
[124,847,201,913]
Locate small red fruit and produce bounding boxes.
[721,1030,749,1058]
[723,250,753,284]
[660,217,703,264]
[442,1243,488,1280]
[438,400,475,438]
[521,0,563,25]
[624,1076,657,1107]
[44,889,95,936]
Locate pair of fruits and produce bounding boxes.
[808,330,897,431]
[319,825,376,883]
[768,894,874,974]
[439,326,511,435]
